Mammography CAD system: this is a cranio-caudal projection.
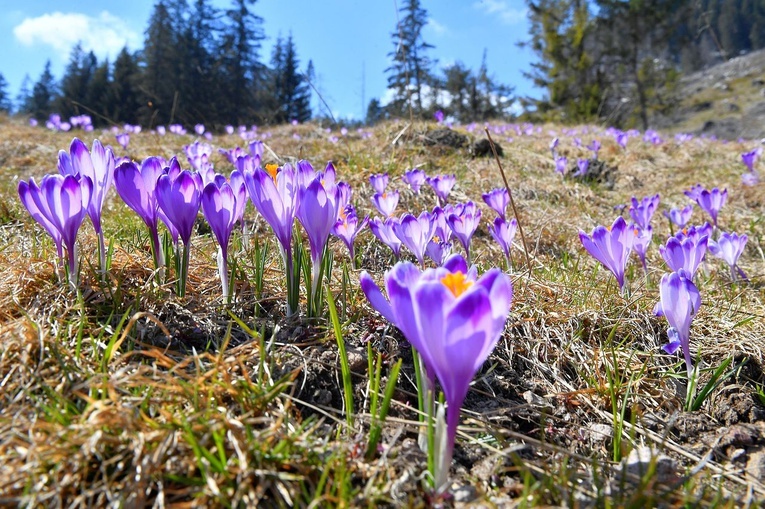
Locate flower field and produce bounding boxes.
[0,117,764,507]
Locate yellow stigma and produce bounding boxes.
[682,228,688,235]
[433,235,441,243]
[265,163,279,181]
[441,272,473,298]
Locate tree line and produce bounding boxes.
[523,0,765,129]
[2,0,311,128]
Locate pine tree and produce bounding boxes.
[112,47,142,124]
[217,0,265,124]
[177,0,219,125]
[385,0,434,117]
[140,1,179,125]
[270,34,311,123]
[30,61,57,120]
[56,44,98,118]
[86,59,111,122]
[0,73,11,113]
[16,75,33,114]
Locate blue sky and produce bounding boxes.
[1,0,537,120]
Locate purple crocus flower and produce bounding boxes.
[114,157,167,269]
[741,150,758,172]
[19,174,92,286]
[369,173,389,194]
[683,184,705,202]
[249,140,264,160]
[201,173,247,300]
[574,158,589,177]
[587,139,601,159]
[393,211,435,268]
[19,177,65,271]
[58,138,115,273]
[631,224,652,272]
[659,230,708,279]
[371,190,399,217]
[156,169,203,297]
[615,131,628,149]
[489,216,517,269]
[663,205,694,228]
[360,255,513,491]
[332,204,369,265]
[742,171,760,186]
[369,216,402,259]
[116,133,130,150]
[427,174,456,205]
[403,168,427,194]
[549,137,559,158]
[195,124,205,136]
[219,146,250,165]
[297,172,341,310]
[578,216,635,291]
[708,232,748,280]
[629,194,660,230]
[425,237,452,266]
[694,187,727,226]
[655,270,701,377]
[434,110,445,123]
[554,156,568,175]
[482,188,509,219]
[244,162,300,315]
[446,202,482,263]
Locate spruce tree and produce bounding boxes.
[270,34,311,123]
[385,0,434,117]
[16,75,33,114]
[30,61,57,120]
[140,1,179,125]
[217,0,265,124]
[112,47,142,124]
[86,60,111,123]
[0,73,11,113]
[56,44,98,118]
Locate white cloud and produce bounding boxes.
[13,11,141,61]
[472,0,527,25]
[426,18,449,36]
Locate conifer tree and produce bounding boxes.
[0,73,11,113]
[385,0,434,117]
[270,34,311,123]
[86,60,111,122]
[112,47,142,125]
[140,1,179,125]
[16,75,33,115]
[56,44,98,118]
[30,61,57,120]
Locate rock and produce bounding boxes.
[624,446,678,483]
[746,449,765,481]
[752,78,765,87]
[345,346,366,372]
[470,138,503,157]
[690,100,713,112]
[452,484,478,503]
[586,423,613,444]
[726,102,741,113]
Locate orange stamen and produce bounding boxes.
[441,272,473,298]
[265,163,279,181]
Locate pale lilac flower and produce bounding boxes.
[116,133,130,150]
[655,270,701,377]
[578,216,635,291]
[489,217,517,268]
[631,224,652,272]
[369,173,389,194]
[369,216,402,259]
[403,168,427,194]
[574,158,589,177]
[371,190,399,217]
[482,188,509,219]
[663,205,694,228]
[587,139,601,159]
[684,184,704,202]
[427,174,456,205]
[742,171,760,186]
[615,131,628,149]
[446,202,482,263]
[708,232,748,280]
[659,230,709,279]
[629,194,660,230]
[741,149,758,172]
[694,187,727,226]
[434,110,445,123]
[393,211,435,268]
[332,205,368,264]
[555,156,567,175]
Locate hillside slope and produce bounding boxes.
[655,49,765,140]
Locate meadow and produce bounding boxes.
[0,116,764,507]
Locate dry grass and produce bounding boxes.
[0,117,764,507]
